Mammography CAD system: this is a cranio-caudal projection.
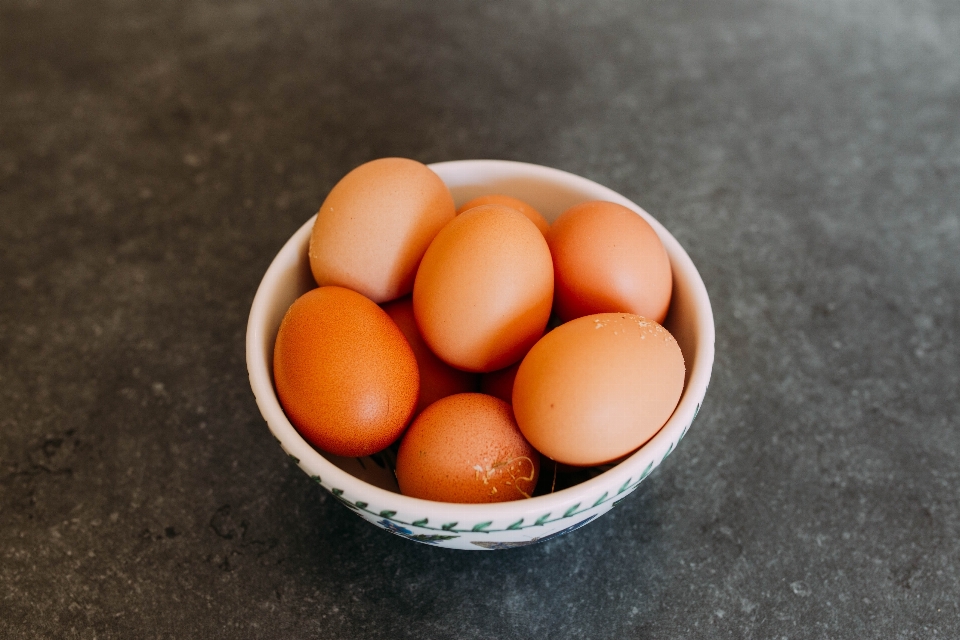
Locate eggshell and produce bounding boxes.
[547,200,673,323]
[273,286,419,457]
[513,313,685,466]
[479,361,522,404]
[309,158,455,303]
[395,393,540,503]
[382,296,479,415]
[413,204,554,372]
[457,194,550,236]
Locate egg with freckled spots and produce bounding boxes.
[513,313,685,466]
[273,286,419,457]
[395,393,540,503]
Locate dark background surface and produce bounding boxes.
[2,0,959,638]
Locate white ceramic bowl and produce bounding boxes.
[246,160,715,550]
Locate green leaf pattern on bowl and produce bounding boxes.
[300,409,699,547]
[316,446,664,532]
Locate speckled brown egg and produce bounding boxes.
[413,204,554,372]
[512,313,685,466]
[309,158,455,303]
[273,286,419,457]
[395,393,540,503]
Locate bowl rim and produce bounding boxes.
[246,159,715,521]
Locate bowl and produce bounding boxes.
[246,159,715,550]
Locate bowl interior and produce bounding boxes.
[247,160,714,508]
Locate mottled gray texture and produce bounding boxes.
[1,0,958,638]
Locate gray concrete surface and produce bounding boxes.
[2,0,958,638]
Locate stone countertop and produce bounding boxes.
[2,0,958,638]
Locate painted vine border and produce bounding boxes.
[283,403,700,535]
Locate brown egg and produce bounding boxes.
[547,200,673,323]
[273,286,419,457]
[396,393,540,503]
[457,194,550,236]
[381,296,479,415]
[413,204,554,373]
[309,158,455,303]
[479,361,522,404]
[513,313,685,466]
